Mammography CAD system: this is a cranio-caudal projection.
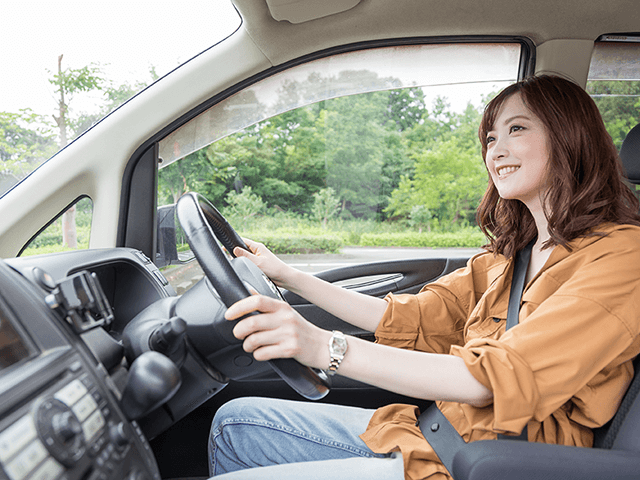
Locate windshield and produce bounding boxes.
[0,0,240,198]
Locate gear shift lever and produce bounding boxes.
[120,351,181,421]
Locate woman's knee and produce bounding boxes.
[212,397,254,429]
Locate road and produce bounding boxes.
[162,246,481,295]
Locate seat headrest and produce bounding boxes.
[620,123,640,185]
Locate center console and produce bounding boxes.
[0,262,161,480]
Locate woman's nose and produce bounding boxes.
[489,137,507,161]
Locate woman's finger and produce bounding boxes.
[224,294,277,321]
[232,309,284,340]
[239,325,300,356]
[250,343,299,362]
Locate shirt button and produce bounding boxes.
[430,423,440,432]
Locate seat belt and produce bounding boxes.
[418,240,534,473]
[496,239,534,441]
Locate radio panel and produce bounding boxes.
[0,354,159,480]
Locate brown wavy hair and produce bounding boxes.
[476,74,640,258]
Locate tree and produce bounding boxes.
[384,88,427,132]
[408,204,433,233]
[0,109,56,196]
[50,55,104,148]
[386,138,486,229]
[49,55,105,248]
[587,80,640,150]
[223,186,265,221]
[311,187,340,227]
[74,66,159,135]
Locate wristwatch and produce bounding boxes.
[327,330,348,376]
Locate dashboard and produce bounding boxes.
[0,249,193,480]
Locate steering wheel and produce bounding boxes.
[175,192,330,400]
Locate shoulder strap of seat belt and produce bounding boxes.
[497,239,534,440]
[505,239,534,331]
[418,240,535,474]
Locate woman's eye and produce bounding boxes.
[486,135,495,145]
[509,125,525,133]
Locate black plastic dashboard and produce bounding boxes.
[0,249,179,480]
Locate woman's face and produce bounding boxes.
[485,93,551,212]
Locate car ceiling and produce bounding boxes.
[234,0,640,67]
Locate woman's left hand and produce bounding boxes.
[225,294,329,369]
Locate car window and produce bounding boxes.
[20,197,93,256]
[587,36,640,149]
[158,42,523,293]
[0,0,241,200]
[586,36,640,201]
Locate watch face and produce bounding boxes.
[330,334,347,355]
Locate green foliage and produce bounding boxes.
[311,187,340,227]
[10,63,639,258]
[386,137,486,228]
[222,186,266,220]
[49,63,104,97]
[22,221,92,254]
[587,80,640,150]
[0,109,57,195]
[408,205,433,232]
[250,234,343,254]
[74,66,159,136]
[20,197,93,255]
[360,228,485,248]
[159,85,428,221]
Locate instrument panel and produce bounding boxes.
[0,254,164,480]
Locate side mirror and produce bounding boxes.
[156,204,178,267]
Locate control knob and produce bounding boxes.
[34,398,86,467]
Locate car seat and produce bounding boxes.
[451,124,640,480]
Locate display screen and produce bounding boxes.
[0,303,31,371]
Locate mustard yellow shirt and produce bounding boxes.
[360,224,640,480]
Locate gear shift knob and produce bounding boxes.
[120,351,181,420]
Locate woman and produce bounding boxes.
[209,75,640,480]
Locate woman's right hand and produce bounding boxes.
[233,238,293,288]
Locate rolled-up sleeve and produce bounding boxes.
[375,253,497,354]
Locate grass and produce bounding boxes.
[21,213,486,257]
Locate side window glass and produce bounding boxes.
[586,37,640,149]
[20,197,93,256]
[157,43,522,293]
[587,36,640,201]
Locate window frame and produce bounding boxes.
[116,36,535,261]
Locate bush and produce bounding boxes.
[251,234,343,254]
[359,229,485,248]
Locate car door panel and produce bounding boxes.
[285,256,469,337]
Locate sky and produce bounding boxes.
[0,0,241,118]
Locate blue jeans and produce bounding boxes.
[208,397,404,479]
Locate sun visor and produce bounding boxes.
[265,0,361,24]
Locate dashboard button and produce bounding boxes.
[30,457,65,480]
[54,380,88,407]
[4,438,48,480]
[82,410,106,442]
[0,415,37,463]
[72,394,98,422]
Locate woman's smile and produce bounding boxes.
[496,165,520,178]
[485,93,550,211]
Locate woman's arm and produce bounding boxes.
[226,294,493,407]
[234,239,388,332]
